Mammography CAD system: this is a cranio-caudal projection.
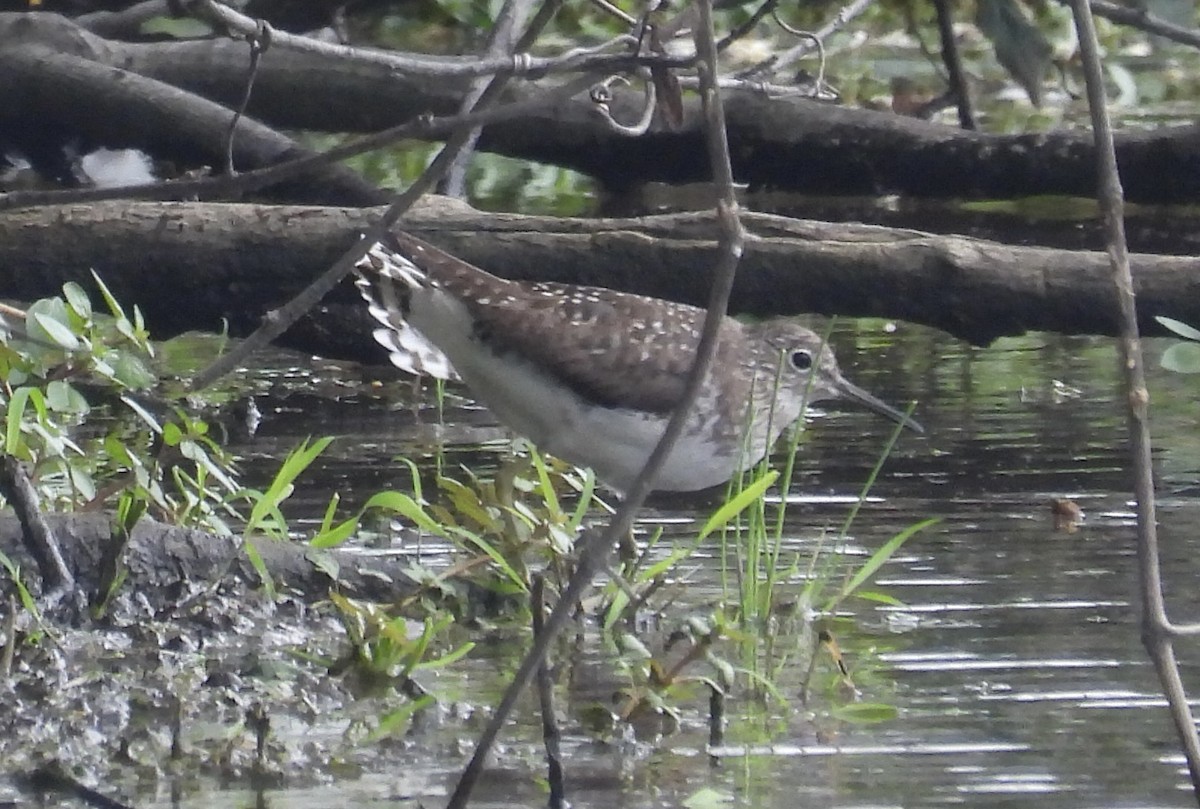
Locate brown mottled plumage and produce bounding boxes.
[355,232,920,493]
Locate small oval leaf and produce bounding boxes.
[1162,343,1200,374]
[1156,316,1200,342]
[32,312,81,350]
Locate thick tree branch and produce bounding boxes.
[0,513,419,603]
[6,12,1200,202]
[0,42,384,205]
[1,200,1198,351]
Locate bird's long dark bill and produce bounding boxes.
[835,377,925,434]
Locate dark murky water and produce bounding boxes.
[167,323,1200,808]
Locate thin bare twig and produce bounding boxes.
[1,596,15,677]
[769,10,833,96]
[444,0,745,804]
[716,0,780,52]
[188,1,567,390]
[588,0,637,26]
[1068,0,1200,798]
[1085,0,1200,50]
[739,0,874,79]
[0,74,600,212]
[190,0,646,78]
[223,19,271,177]
[439,0,541,198]
[931,0,975,130]
[531,576,565,809]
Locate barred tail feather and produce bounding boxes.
[354,240,460,381]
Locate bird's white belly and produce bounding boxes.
[464,356,732,493]
[489,380,745,494]
[408,291,751,492]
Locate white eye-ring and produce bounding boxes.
[790,349,814,371]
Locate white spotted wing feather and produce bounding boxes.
[354,242,461,382]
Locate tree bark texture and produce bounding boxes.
[1,199,1198,349]
[0,513,420,603]
[3,11,1200,202]
[0,14,386,205]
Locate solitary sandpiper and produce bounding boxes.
[355,232,921,493]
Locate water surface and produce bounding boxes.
[198,324,1200,808]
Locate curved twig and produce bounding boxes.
[224,17,271,177]
[739,0,874,80]
[591,75,657,136]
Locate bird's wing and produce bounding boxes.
[386,232,744,414]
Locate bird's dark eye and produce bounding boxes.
[790,349,813,370]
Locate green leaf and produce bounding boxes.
[826,518,939,610]
[529,447,561,515]
[449,526,528,592]
[305,547,341,580]
[0,550,49,638]
[603,589,630,630]
[243,538,276,599]
[246,436,332,536]
[411,638,475,672]
[362,489,444,535]
[1156,315,1200,342]
[309,493,360,548]
[850,589,906,607]
[394,456,424,501]
[5,387,46,455]
[120,395,163,434]
[362,695,435,744]
[1162,343,1200,374]
[116,317,137,344]
[62,282,92,319]
[69,463,96,501]
[110,351,156,390]
[440,476,499,532]
[245,492,288,539]
[697,470,778,541]
[309,514,360,548]
[91,271,127,322]
[31,312,81,351]
[104,434,135,467]
[568,467,599,530]
[115,490,148,537]
[45,380,88,415]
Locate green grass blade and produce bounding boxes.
[529,447,561,516]
[697,470,778,542]
[362,490,445,535]
[450,527,528,592]
[838,400,919,539]
[826,517,938,610]
[243,538,277,600]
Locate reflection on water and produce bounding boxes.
[207,325,1200,809]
